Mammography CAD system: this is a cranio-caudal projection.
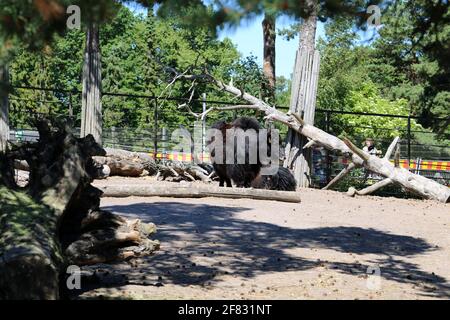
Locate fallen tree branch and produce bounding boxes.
[343,137,449,202]
[104,148,158,175]
[341,137,400,197]
[323,163,356,190]
[157,161,214,183]
[384,137,400,160]
[347,178,393,197]
[98,183,302,203]
[93,156,144,177]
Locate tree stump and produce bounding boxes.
[0,118,159,299]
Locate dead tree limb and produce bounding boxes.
[98,183,301,203]
[384,137,400,160]
[104,147,158,175]
[93,156,145,177]
[324,137,400,192]
[343,138,449,202]
[344,137,401,197]
[156,161,214,183]
[347,178,393,197]
[323,163,356,190]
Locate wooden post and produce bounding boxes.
[284,48,320,187]
[153,98,158,158]
[284,0,320,188]
[325,111,331,184]
[0,66,9,152]
[81,23,102,145]
[407,115,412,169]
[202,93,207,162]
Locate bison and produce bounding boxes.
[209,117,262,187]
[208,117,295,191]
[250,167,297,191]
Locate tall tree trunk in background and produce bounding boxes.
[284,0,320,188]
[262,12,276,102]
[145,7,158,90]
[0,66,9,152]
[81,23,102,145]
[144,8,160,153]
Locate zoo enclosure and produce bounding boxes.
[8,85,450,188]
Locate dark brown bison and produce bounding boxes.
[209,120,233,187]
[209,117,262,187]
[208,117,295,190]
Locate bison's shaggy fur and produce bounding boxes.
[209,117,262,188]
[208,117,296,191]
[251,167,297,191]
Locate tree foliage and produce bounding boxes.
[8,4,266,130]
[1,0,448,141]
[316,8,449,143]
[0,0,119,61]
[373,1,450,137]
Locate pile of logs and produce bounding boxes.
[156,162,214,183]
[15,146,216,184]
[0,118,159,300]
[94,147,215,183]
[92,148,216,183]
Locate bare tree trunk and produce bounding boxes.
[284,0,320,188]
[81,23,102,145]
[0,66,9,152]
[262,12,276,101]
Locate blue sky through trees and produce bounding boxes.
[125,2,379,79]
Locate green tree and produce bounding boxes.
[371,1,450,137]
[7,4,267,130]
[315,17,425,148]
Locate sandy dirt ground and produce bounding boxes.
[76,177,450,300]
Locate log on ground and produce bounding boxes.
[93,156,145,177]
[98,183,301,203]
[105,148,158,175]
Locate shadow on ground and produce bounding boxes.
[80,201,449,299]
